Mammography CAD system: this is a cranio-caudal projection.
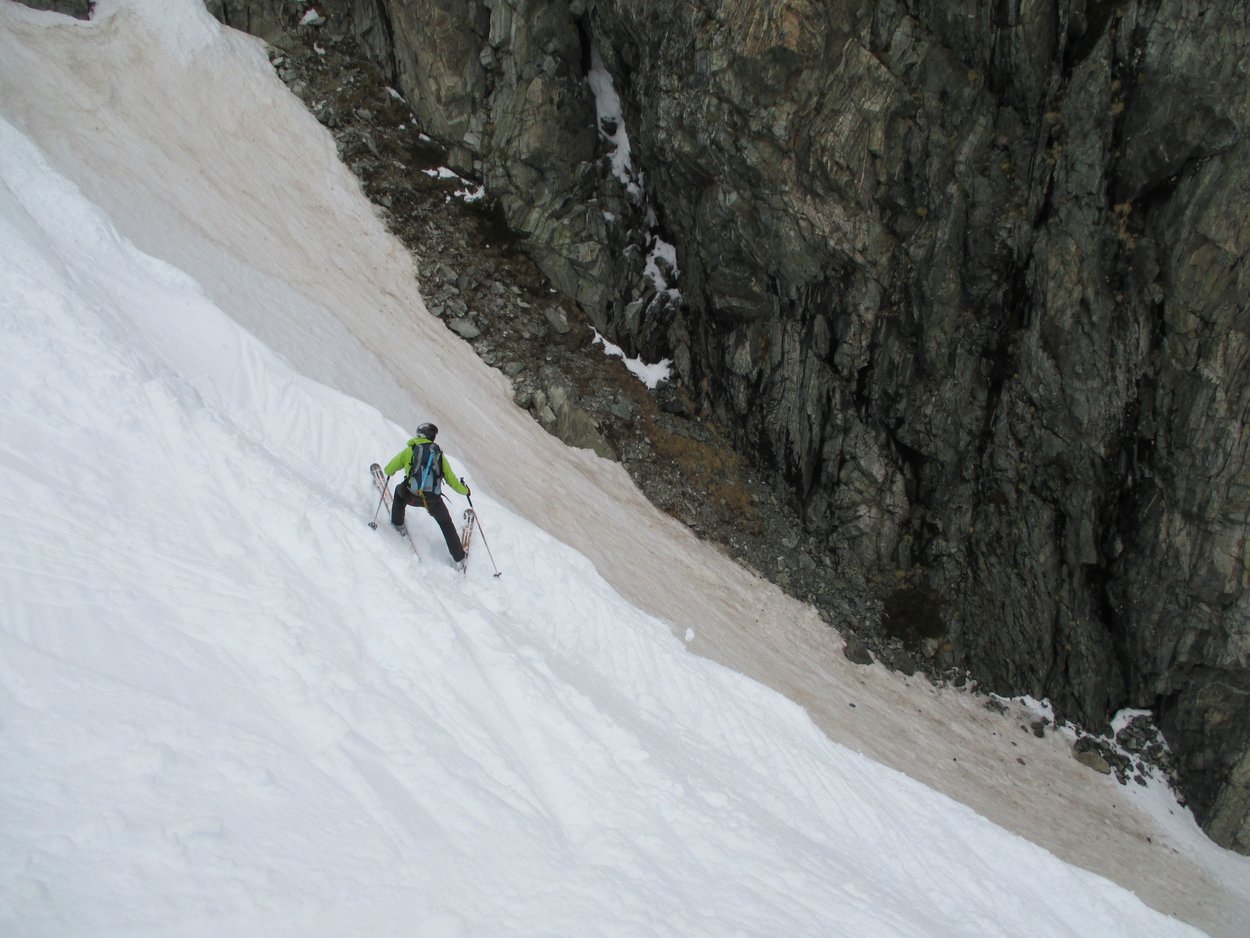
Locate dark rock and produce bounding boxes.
[206,1,294,47]
[14,0,92,17]
[543,306,572,335]
[879,644,916,677]
[1074,734,1135,782]
[1159,680,1250,853]
[1074,748,1113,776]
[842,633,874,666]
[447,318,481,340]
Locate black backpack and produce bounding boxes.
[406,440,444,493]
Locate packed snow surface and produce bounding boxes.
[1,2,1245,936]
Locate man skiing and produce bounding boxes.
[384,422,471,565]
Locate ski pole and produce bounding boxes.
[466,493,502,577]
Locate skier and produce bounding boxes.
[384,422,471,565]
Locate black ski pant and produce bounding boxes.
[392,481,466,562]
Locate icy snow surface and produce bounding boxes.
[1,2,1247,936]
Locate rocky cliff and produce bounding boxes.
[194,0,1247,852]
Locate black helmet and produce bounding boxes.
[417,422,438,440]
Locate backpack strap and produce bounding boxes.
[403,442,418,487]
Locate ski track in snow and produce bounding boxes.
[1,3,1246,937]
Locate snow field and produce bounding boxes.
[0,101,1202,938]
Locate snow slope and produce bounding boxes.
[0,2,1245,936]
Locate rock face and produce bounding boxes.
[16,0,92,19]
[206,0,1248,851]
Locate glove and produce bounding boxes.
[461,477,471,497]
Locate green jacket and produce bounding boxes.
[385,436,469,496]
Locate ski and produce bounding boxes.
[458,507,476,576]
[369,463,420,560]
[368,463,392,524]
[463,495,502,577]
